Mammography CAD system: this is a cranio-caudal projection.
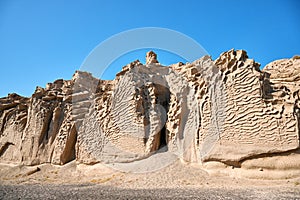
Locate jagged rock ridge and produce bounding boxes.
[0,49,299,174]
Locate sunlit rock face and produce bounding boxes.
[0,50,299,173]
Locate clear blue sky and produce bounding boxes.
[0,0,299,97]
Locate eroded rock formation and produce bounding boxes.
[0,49,299,174]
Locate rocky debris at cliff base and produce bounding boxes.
[1,160,300,189]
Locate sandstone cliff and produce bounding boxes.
[0,49,299,173]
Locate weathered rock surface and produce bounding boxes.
[0,49,299,175]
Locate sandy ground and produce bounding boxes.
[1,184,300,200]
[1,160,300,199]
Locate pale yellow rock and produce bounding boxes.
[146,51,159,65]
[0,50,299,178]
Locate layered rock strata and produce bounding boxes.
[0,50,299,172]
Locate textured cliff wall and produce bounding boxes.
[0,50,299,173]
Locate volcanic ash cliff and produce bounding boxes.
[0,50,300,176]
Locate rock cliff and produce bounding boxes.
[0,49,299,174]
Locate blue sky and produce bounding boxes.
[0,0,299,97]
